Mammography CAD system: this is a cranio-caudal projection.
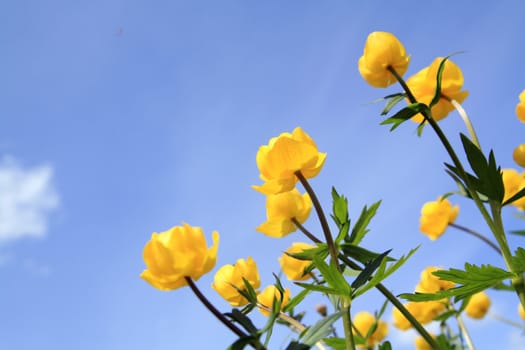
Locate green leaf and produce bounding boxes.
[294,282,343,295]
[287,245,328,261]
[509,230,525,236]
[511,247,525,273]
[226,309,258,335]
[353,246,418,298]
[285,342,310,350]
[340,243,396,265]
[380,93,406,116]
[400,263,514,302]
[351,250,391,290]
[378,341,392,350]
[283,288,311,313]
[348,200,381,245]
[429,57,450,108]
[503,187,525,206]
[312,256,351,296]
[227,336,259,350]
[299,311,343,346]
[460,133,504,202]
[322,337,346,350]
[380,103,428,131]
[331,187,349,228]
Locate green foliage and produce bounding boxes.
[380,102,429,131]
[283,289,311,313]
[227,336,261,350]
[352,246,418,298]
[380,93,406,115]
[322,337,346,350]
[377,341,392,350]
[331,187,351,243]
[347,200,381,245]
[510,247,525,273]
[298,311,343,346]
[400,263,514,302]
[340,243,395,265]
[446,134,504,203]
[351,250,391,290]
[285,342,310,350]
[310,256,351,297]
[227,309,259,335]
[503,187,525,206]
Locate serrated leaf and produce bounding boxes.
[351,250,391,290]
[340,243,396,265]
[299,311,343,346]
[400,263,514,302]
[511,247,525,273]
[348,200,381,245]
[381,93,406,115]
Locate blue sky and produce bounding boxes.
[2,1,525,349]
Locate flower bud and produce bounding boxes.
[352,311,388,348]
[278,242,315,280]
[212,257,260,306]
[257,285,291,316]
[419,197,459,240]
[465,291,491,319]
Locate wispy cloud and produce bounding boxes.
[0,156,59,243]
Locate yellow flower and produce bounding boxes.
[256,189,312,238]
[212,257,260,307]
[516,90,525,123]
[419,197,459,240]
[392,301,445,330]
[417,266,455,293]
[513,144,525,167]
[358,31,410,88]
[278,242,315,280]
[408,57,469,123]
[253,127,326,195]
[353,311,388,348]
[415,334,436,350]
[502,168,525,210]
[257,285,291,316]
[465,291,491,319]
[518,303,525,320]
[140,223,219,291]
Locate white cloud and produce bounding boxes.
[0,156,59,243]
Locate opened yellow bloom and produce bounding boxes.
[465,291,491,319]
[419,197,459,240]
[140,223,219,291]
[212,257,260,307]
[279,242,315,281]
[502,168,525,210]
[408,58,469,122]
[415,334,436,350]
[257,285,291,316]
[516,90,525,123]
[513,144,525,167]
[256,189,312,238]
[253,127,326,195]
[353,311,388,348]
[358,31,410,88]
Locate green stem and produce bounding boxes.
[292,220,441,350]
[489,312,525,330]
[343,305,356,350]
[293,172,355,348]
[185,277,265,350]
[455,313,475,350]
[448,222,501,255]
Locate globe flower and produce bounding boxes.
[358,31,410,88]
[417,266,455,293]
[415,334,436,350]
[392,300,446,330]
[519,303,525,320]
[408,57,469,123]
[419,197,459,240]
[465,291,491,319]
[256,189,312,238]
[513,144,525,167]
[140,223,219,291]
[352,311,388,348]
[253,127,326,195]
[212,257,260,306]
[516,90,525,123]
[257,285,291,316]
[502,168,525,210]
[278,242,315,280]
